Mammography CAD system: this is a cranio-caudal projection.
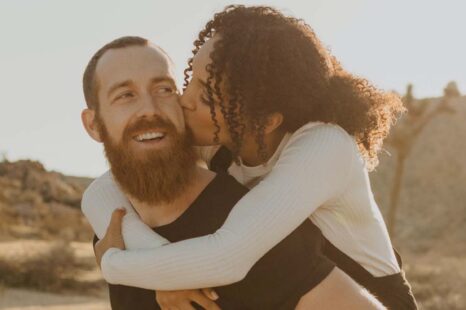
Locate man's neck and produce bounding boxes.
[128,166,216,228]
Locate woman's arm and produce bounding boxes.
[100,124,356,290]
[81,171,169,249]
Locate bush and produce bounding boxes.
[0,242,103,293]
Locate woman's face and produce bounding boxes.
[180,36,232,147]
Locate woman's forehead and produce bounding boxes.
[192,37,217,78]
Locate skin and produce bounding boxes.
[82,44,184,148]
[81,44,219,310]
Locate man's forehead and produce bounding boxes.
[96,45,173,84]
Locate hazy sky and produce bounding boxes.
[1,0,464,177]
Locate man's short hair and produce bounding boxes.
[82,36,148,110]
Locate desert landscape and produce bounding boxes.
[0,86,465,309]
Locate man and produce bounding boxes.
[81,36,385,310]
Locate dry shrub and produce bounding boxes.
[37,203,94,242]
[1,201,94,242]
[404,255,466,310]
[0,242,103,293]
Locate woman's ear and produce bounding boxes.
[81,108,103,143]
[264,112,284,134]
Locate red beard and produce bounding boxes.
[97,115,197,205]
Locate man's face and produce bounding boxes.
[95,45,184,156]
[83,44,197,204]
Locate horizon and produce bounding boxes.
[1,0,465,177]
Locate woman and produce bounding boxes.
[83,5,416,309]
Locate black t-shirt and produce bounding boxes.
[98,173,335,310]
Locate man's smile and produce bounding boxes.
[129,130,170,149]
[133,131,166,142]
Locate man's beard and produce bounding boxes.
[96,115,197,205]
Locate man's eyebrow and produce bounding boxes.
[150,77,176,86]
[107,80,132,98]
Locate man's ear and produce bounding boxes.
[81,108,103,143]
[264,112,284,134]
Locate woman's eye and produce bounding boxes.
[200,93,209,104]
[200,89,212,105]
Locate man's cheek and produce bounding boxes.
[112,119,131,143]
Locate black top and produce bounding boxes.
[210,146,418,310]
[100,173,335,310]
[322,239,418,309]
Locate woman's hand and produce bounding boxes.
[156,288,220,310]
[94,208,126,267]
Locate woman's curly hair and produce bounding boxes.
[184,5,405,170]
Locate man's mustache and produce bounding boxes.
[123,117,176,140]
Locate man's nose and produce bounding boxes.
[136,94,163,118]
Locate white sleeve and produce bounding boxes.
[101,124,355,290]
[81,171,169,250]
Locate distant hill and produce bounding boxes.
[0,160,94,241]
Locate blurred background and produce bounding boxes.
[0,1,464,309]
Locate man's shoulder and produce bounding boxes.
[81,170,125,216]
[89,170,114,186]
[83,170,116,196]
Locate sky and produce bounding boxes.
[1,0,464,177]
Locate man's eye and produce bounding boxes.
[160,87,174,93]
[115,92,134,101]
[155,86,177,97]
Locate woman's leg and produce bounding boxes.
[295,268,386,310]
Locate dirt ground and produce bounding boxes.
[0,241,110,310]
[1,240,465,310]
[0,288,109,310]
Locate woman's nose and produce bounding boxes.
[180,91,196,111]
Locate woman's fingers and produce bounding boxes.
[190,290,221,310]
[103,208,126,251]
[160,304,194,310]
[176,302,196,310]
[94,208,127,267]
[107,208,126,237]
[156,290,220,310]
[201,288,219,300]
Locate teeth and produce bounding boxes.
[135,132,165,142]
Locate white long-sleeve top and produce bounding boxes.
[81,122,400,291]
